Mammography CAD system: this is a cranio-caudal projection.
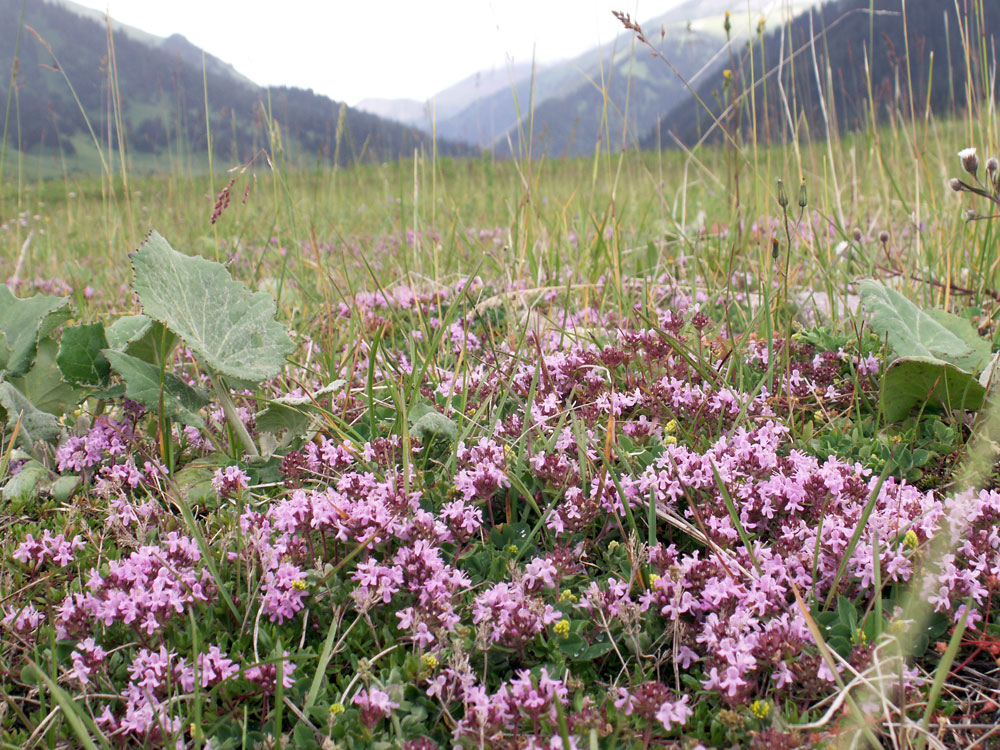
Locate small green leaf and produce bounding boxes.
[836,596,858,631]
[859,280,991,373]
[103,349,210,428]
[557,632,588,658]
[0,286,71,376]
[172,464,218,507]
[880,356,987,422]
[49,474,82,503]
[410,410,457,444]
[579,638,615,660]
[255,381,344,440]
[131,230,294,382]
[57,322,110,385]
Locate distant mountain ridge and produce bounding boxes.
[646,0,1000,147]
[358,0,821,158]
[357,62,538,128]
[0,0,473,171]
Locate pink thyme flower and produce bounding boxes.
[353,687,400,729]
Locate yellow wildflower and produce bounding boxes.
[750,700,770,719]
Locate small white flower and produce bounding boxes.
[959,147,979,176]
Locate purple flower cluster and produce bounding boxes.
[212,465,250,497]
[447,667,571,746]
[12,530,85,568]
[2,603,44,637]
[472,579,560,648]
[614,682,692,731]
[244,651,296,694]
[453,438,510,503]
[353,687,400,729]
[56,409,168,492]
[56,532,214,638]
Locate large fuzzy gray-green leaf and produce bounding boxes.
[0,382,61,445]
[0,286,71,377]
[106,314,152,350]
[1,460,48,504]
[880,356,987,422]
[57,323,110,385]
[125,321,178,367]
[9,338,83,417]
[131,231,294,382]
[408,403,457,444]
[103,349,209,428]
[0,331,10,372]
[859,280,991,374]
[107,314,179,367]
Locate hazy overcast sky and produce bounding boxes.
[68,1,686,105]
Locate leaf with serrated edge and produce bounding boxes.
[57,323,110,385]
[105,314,152,350]
[131,230,294,382]
[859,280,990,374]
[10,338,83,417]
[103,349,209,428]
[880,356,987,422]
[0,286,71,377]
[0,382,61,446]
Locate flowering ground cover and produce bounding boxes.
[3,194,1000,749]
[4,27,1000,743]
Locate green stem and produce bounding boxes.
[209,369,258,458]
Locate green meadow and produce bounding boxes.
[3,4,1000,748]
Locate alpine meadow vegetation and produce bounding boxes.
[4,1,1000,748]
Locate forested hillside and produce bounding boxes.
[0,0,473,170]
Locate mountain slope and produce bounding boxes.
[0,0,473,171]
[646,0,1000,147]
[356,62,537,129]
[431,0,819,158]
